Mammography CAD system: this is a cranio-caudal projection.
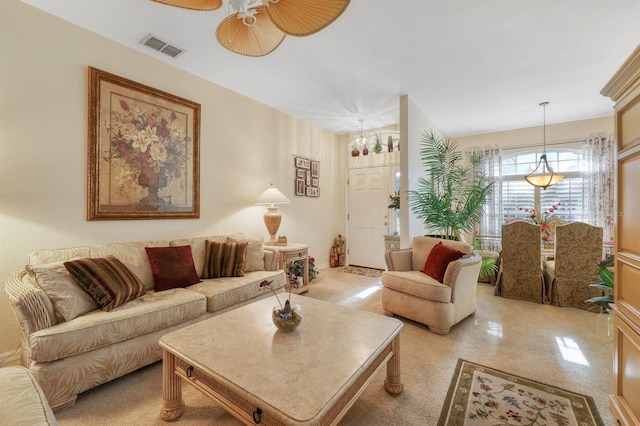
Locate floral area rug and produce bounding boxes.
[340,266,384,277]
[438,359,603,426]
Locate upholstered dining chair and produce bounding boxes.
[495,220,546,304]
[543,222,603,310]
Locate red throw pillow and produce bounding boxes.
[423,242,464,283]
[145,246,201,292]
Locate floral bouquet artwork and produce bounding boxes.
[107,99,190,207]
[260,279,302,332]
[88,67,200,220]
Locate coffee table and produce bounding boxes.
[159,295,403,425]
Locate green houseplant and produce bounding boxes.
[408,131,493,240]
[586,255,614,313]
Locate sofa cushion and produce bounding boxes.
[29,288,206,363]
[26,261,98,322]
[381,271,452,303]
[64,256,146,311]
[170,234,244,277]
[423,242,464,283]
[28,241,170,292]
[202,240,248,279]
[228,236,265,272]
[145,246,201,291]
[89,241,170,291]
[188,270,286,313]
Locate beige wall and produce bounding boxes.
[455,116,614,152]
[400,95,446,246]
[0,0,345,360]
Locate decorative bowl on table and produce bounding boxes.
[272,301,302,332]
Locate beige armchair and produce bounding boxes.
[381,236,481,335]
[543,222,603,310]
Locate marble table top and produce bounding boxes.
[159,294,403,423]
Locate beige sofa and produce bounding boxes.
[381,236,481,334]
[5,233,286,411]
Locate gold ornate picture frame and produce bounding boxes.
[87,67,200,220]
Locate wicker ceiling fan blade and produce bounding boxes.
[151,0,222,11]
[265,0,350,37]
[215,6,286,57]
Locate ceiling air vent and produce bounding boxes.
[140,34,184,58]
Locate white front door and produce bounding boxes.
[347,166,391,269]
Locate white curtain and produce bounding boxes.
[473,147,503,252]
[582,135,615,244]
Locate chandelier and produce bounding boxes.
[355,118,368,149]
[525,102,563,190]
[152,0,351,56]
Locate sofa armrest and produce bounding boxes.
[444,254,482,302]
[263,247,280,271]
[385,249,413,271]
[5,271,57,365]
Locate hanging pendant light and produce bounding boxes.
[525,102,563,190]
[355,118,368,150]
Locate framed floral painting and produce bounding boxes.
[87,67,200,220]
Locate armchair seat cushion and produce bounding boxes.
[382,271,451,303]
[0,366,57,425]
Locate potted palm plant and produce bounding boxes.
[408,131,493,240]
[586,255,614,313]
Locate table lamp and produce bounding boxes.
[256,184,290,245]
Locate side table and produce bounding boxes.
[274,242,309,294]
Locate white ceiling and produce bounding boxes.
[22,0,640,137]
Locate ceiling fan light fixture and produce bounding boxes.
[215,5,286,56]
[264,0,351,37]
[525,102,564,190]
[151,0,222,11]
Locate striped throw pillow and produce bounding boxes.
[64,256,146,311]
[202,240,247,279]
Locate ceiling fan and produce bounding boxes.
[152,0,351,57]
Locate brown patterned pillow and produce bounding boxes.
[64,256,146,311]
[202,240,247,279]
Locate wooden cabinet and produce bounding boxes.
[275,243,309,294]
[602,43,640,426]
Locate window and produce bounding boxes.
[496,149,585,228]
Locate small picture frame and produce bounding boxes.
[306,187,320,197]
[295,157,310,169]
[296,169,305,178]
[312,178,319,187]
[306,170,311,186]
[295,178,306,196]
[311,161,319,178]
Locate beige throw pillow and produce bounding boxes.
[227,236,265,272]
[26,261,99,322]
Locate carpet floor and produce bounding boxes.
[55,268,615,425]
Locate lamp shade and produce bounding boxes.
[256,185,291,206]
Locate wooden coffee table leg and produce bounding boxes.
[160,349,185,421]
[384,335,403,394]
